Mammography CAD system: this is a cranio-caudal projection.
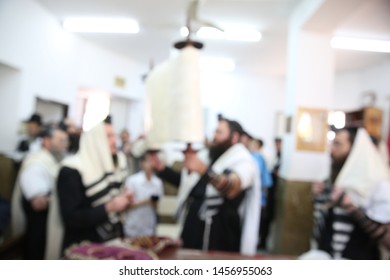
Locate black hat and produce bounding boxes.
[103,115,112,124]
[227,119,244,136]
[25,113,42,125]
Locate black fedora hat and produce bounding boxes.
[25,113,42,125]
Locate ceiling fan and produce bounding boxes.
[185,0,224,38]
[175,0,223,49]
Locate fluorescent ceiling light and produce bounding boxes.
[197,27,225,40]
[201,57,235,72]
[180,26,189,37]
[180,26,261,42]
[331,36,390,53]
[63,17,139,34]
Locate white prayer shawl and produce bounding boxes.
[335,128,390,208]
[45,123,128,259]
[61,123,125,186]
[11,149,59,239]
[176,143,261,256]
[45,179,63,260]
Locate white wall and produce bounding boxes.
[201,71,285,155]
[0,0,145,149]
[334,58,390,140]
[0,0,287,156]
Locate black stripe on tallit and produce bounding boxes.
[85,172,114,189]
[333,229,354,236]
[88,181,123,202]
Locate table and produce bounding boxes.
[158,247,296,260]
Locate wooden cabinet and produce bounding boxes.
[345,107,383,139]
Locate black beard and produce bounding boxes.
[330,155,348,184]
[112,154,118,167]
[209,138,232,164]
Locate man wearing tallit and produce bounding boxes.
[52,118,133,257]
[149,118,260,256]
[304,127,390,259]
[11,126,68,259]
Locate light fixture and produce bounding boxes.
[197,27,225,40]
[328,111,345,129]
[180,26,190,37]
[327,130,336,141]
[331,36,390,53]
[63,17,139,34]
[180,26,261,42]
[297,112,313,142]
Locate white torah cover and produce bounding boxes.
[335,128,390,208]
[145,46,204,147]
[169,46,203,142]
[144,60,174,145]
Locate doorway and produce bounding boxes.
[0,62,21,154]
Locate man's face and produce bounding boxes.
[51,130,69,155]
[120,131,129,144]
[249,139,260,151]
[141,155,153,174]
[240,134,250,149]
[46,130,69,161]
[209,120,234,162]
[331,130,352,162]
[27,122,41,138]
[212,120,231,146]
[105,124,117,155]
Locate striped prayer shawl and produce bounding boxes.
[313,180,355,258]
[84,167,128,241]
[312,180,332,247]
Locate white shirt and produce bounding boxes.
[19,150,58,200]
[20,163,52,200]
[123,171,163,237]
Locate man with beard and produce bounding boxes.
[55,118,133,257]
[11,126,69,259]
[150,118,260,255]
[309,127,390,259]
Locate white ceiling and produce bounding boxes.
[37,0,390,76]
